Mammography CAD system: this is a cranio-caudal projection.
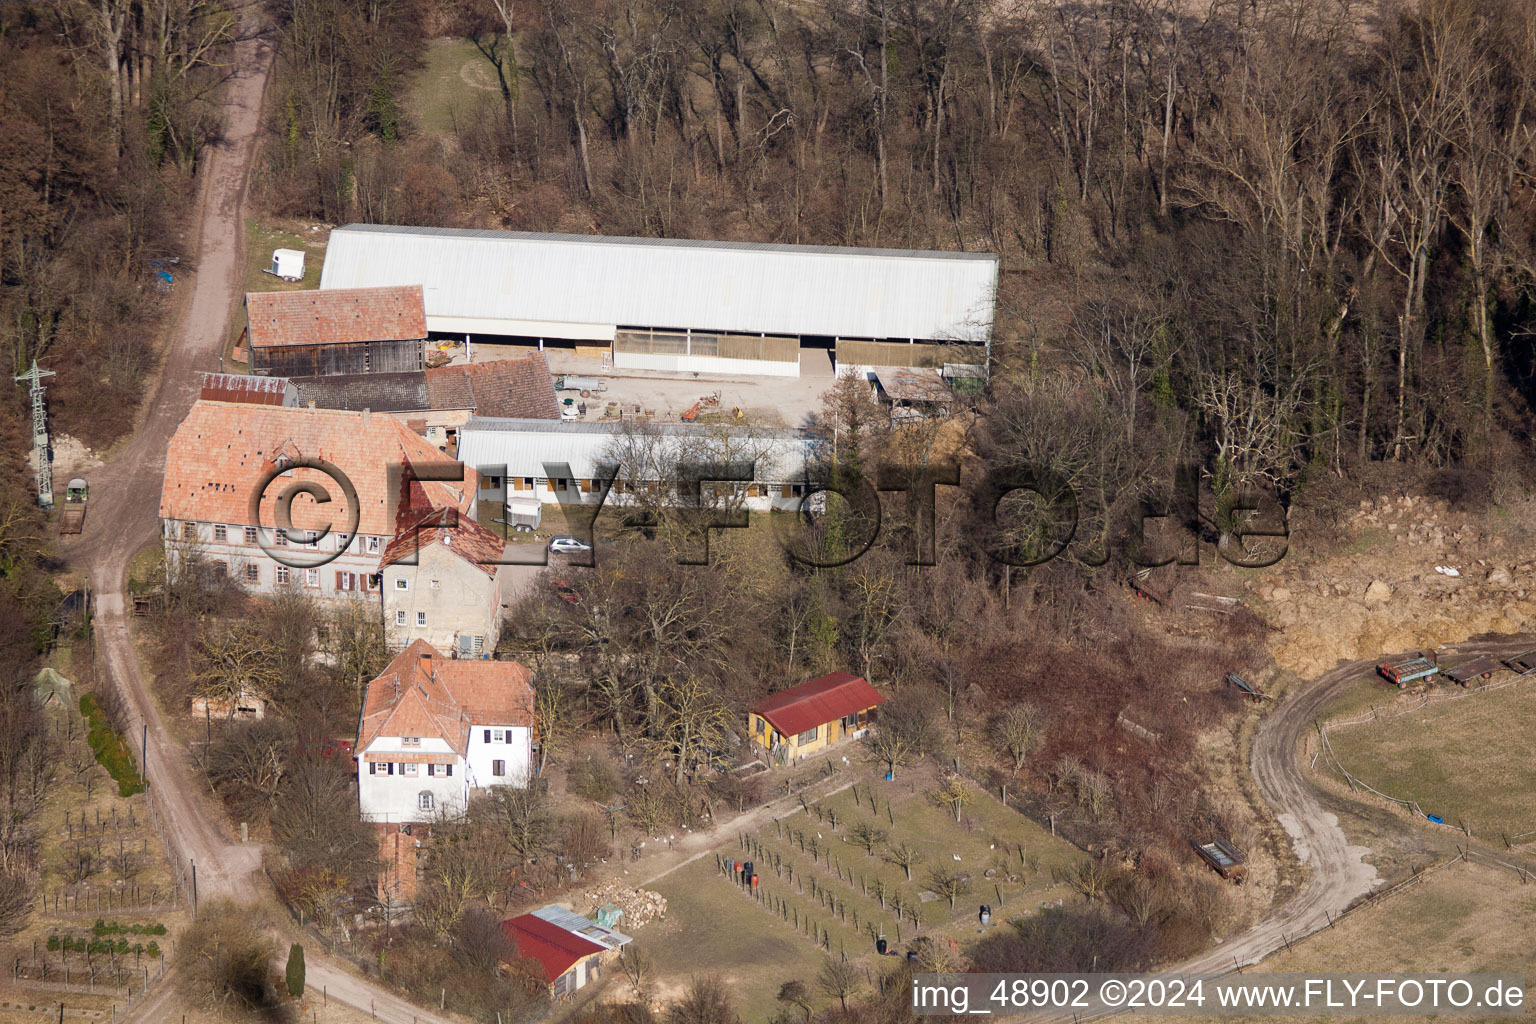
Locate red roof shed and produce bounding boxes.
[750,672,885,738]
[501,914,606,983]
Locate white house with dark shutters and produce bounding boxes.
[356,640,535,822]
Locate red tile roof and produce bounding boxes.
[501,914,605,983]
[357,640,533,754]
[433,658,536,729]
[378,507,509,579]
[160,401,474,537]
[424,353,560,419]
[750,672,884,739]
[200,373,291,405]
[245,286,427,349]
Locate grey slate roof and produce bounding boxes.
[290,372,430,413]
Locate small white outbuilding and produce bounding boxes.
[271,248,306,282]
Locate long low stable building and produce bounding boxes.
[318,225,999,378]
[457,417,820,512]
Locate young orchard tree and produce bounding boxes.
[777,979,813,1024]
[666,974,741,1024]
[621,944,653,1002]
[995,705,1040,772]
[867,728,912,778]
[884,841,924,881]
[935,777,974,822]
[848,821,888,855]
[925,867,971,910]
[818,956,861,1013]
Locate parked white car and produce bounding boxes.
[548,535,593,555]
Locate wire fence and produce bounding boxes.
[1313,664,1536,841]
[37,887,180,917]
[6,947,169,998]
[1323,668,1536,734]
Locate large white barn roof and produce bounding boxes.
[319,225,998,344]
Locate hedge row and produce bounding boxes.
[46,935,160,958]
[79,694,145,797]
[92,919,166,936]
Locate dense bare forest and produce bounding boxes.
[260,0,1536,500]
[0,0,233,445]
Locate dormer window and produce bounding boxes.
[402,736,421,747]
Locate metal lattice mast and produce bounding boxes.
[13,361,55,508]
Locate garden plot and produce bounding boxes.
[648,771,1086,1020]
[3,687,187,998]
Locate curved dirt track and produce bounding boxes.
[56,13,457,1024]
[1032,634,1536,1022]
[1181,634,1536,974]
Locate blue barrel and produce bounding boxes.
[1427,813,1444,824]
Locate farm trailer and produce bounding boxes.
[1377,656,1439,688]
[1442,657,1498,687]
[1504,651,1536,675]
[58,478,88,535]
[1192,839,1247,883]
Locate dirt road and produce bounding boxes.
[56,15,457,1024]
[1177,635,1536,975]
[1029,635,1536,1023]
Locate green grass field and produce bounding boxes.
[1326,681,1536,839]
[643,855,830,1020]
[408,38,501,137]
[227,218,328,366]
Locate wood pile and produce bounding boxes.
[583,880,667,926]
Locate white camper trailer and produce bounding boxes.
[270,249,306,282]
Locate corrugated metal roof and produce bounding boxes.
[502,914,606,982]
[458,418,818,483]
[319,225,998,343]
[529,906,632,950]
[200,373,293,405]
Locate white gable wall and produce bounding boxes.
[358,748,467,824]
[465,725,533,788]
